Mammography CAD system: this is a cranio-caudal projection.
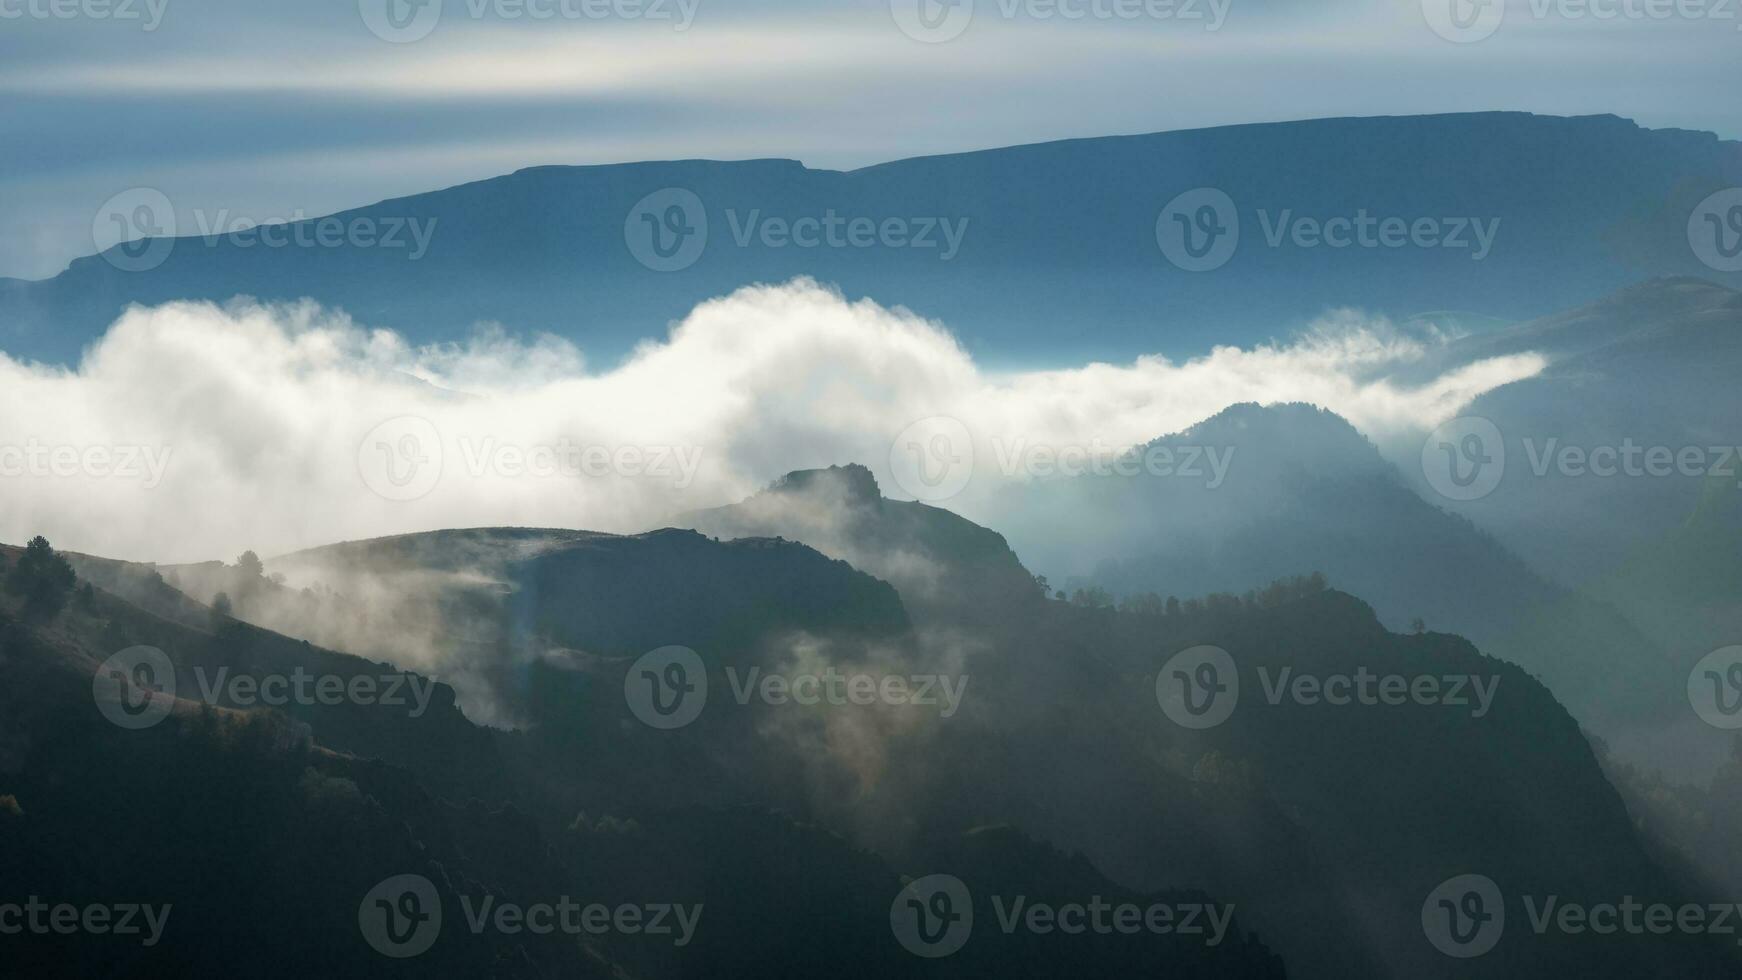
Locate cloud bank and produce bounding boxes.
[0,278,1544,564]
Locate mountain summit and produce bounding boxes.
[682,464,1041,620]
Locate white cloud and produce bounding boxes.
[0,279,1543,564]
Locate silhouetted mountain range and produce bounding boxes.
[4,113,1739,366]
[12,445,1729,977]
[977,399,1684,762]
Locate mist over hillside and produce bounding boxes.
[6,69,1742,979]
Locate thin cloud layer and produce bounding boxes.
[0,279,1544,563]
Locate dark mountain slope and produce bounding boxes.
[0,539,1287,979]
[129,527,910,729]
[20,519,1737,976]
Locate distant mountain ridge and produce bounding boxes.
[981,400,1679,747]
[4,112,1739,365]
[1417,277,1742,582]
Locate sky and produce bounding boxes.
[2,0,1738,281]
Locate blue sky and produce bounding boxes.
[3,0,1738,280]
